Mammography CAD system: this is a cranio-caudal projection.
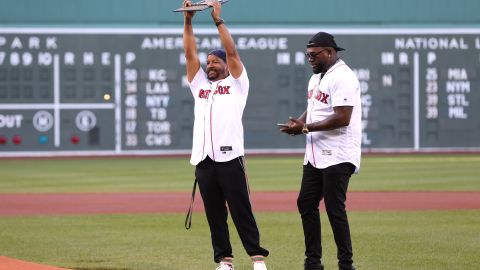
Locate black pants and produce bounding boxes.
[196,156,269,263]
[297,162,355,269]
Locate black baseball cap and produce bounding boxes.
[307,32,345,51]
[208,49,227,63]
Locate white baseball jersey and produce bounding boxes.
[188,66,249,165]
[304,59,362,173]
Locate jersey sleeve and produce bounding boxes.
[188,67,208,97]
[231,64,249,97]
[330,69,360,107]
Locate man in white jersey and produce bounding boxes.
[182,1,269,270]
[279,32,361,270]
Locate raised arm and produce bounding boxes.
[208,0,243,79]
[183,0,200,82]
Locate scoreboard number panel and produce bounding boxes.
[0,28,479,156]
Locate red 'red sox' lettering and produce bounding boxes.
[198,89,212,99]
[308,89,314,99]
[199,86,231,99]
[309,89,330,104]
[214,85,231,95]
[319,92,329,103]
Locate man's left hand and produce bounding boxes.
[280,117,304,136]
[207,0,221,21]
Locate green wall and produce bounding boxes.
[0,0,479,27]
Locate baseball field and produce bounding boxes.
[0,154,479,270]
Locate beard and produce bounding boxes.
[312,62,326,74]
[207,69,219,80]
[312,65,323,74]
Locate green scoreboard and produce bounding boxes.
[0,28,479,156]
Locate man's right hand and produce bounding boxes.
[183,0,196,19]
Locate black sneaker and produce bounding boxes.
[304,260,324,270]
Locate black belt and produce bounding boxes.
[184,178,198,230]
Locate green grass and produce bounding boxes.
[0,154,480,193]
[0,211,479,270]
[1,155,479,270]
[0,157,195,193]
[351,155,480,191]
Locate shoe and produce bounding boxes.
[253,261,267,270]
[216,262,234,270]
[304,260,324,270]
[340,267,356,270]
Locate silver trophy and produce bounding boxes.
[173,0,230,12]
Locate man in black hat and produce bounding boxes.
[279,32,361,270]
[182,1,269,270]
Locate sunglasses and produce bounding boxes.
[304,49,329,60]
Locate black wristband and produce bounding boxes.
[215,18,225,27]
